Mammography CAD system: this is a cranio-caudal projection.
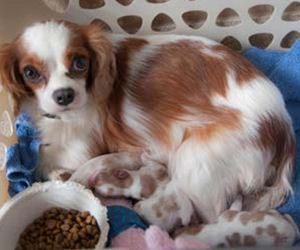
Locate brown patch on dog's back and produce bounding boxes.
[214,44,265,84]
[104,38,149,151]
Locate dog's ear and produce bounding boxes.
[0,42,29,115]
[84,22,116,105]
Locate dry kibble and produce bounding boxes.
[15,207,101,250]
[80,211,89,219]
[46,219,56,229]
[61,224,70,231]
[86,215,92,224]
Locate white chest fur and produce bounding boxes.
[36,105,101,177]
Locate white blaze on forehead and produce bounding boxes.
[21,21,71,71]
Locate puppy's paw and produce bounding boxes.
[134,197,181,232]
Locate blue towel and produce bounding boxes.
[5,112,41,196]
[244,40,300,230]
[106,205,148,245]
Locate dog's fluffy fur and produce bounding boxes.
[0,21,295,226]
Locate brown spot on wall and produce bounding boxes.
[140,174,157,198]
[244,235,256,246]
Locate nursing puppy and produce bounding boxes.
[0,20,296,236]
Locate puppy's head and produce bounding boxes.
[0,20,116,117]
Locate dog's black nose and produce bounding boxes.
[52,88,75,106]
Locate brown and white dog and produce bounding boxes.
[0,20,298,246]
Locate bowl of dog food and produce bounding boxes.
[0,181,109,250]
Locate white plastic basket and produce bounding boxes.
[43,0,300,51]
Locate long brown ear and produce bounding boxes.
[0,43,29,115]
[84,22,116,105]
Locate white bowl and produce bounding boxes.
[0,181,109,250]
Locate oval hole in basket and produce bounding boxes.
[79,0,105,9]
[116,0,134,6]
[182,10,208,29]
[221,36,242,51]
[91,19,112,32]
[118,15,143,34]
[42,0,69,13]
[249,33,274,49]
[152,13,176,32]
[281,31,300,48]
[216,8,241,27]
[147,0,170,3]
[248,4,274,24]
[282,1,300,21]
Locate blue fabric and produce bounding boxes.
[244,40,300,231]
[5,112,41,197]
[106,205,148,245]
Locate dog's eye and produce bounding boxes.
[71,56,88,72]
[23,66,41,82]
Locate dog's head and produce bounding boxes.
[0,20,116,118]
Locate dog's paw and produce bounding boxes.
[47,169,72,182]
